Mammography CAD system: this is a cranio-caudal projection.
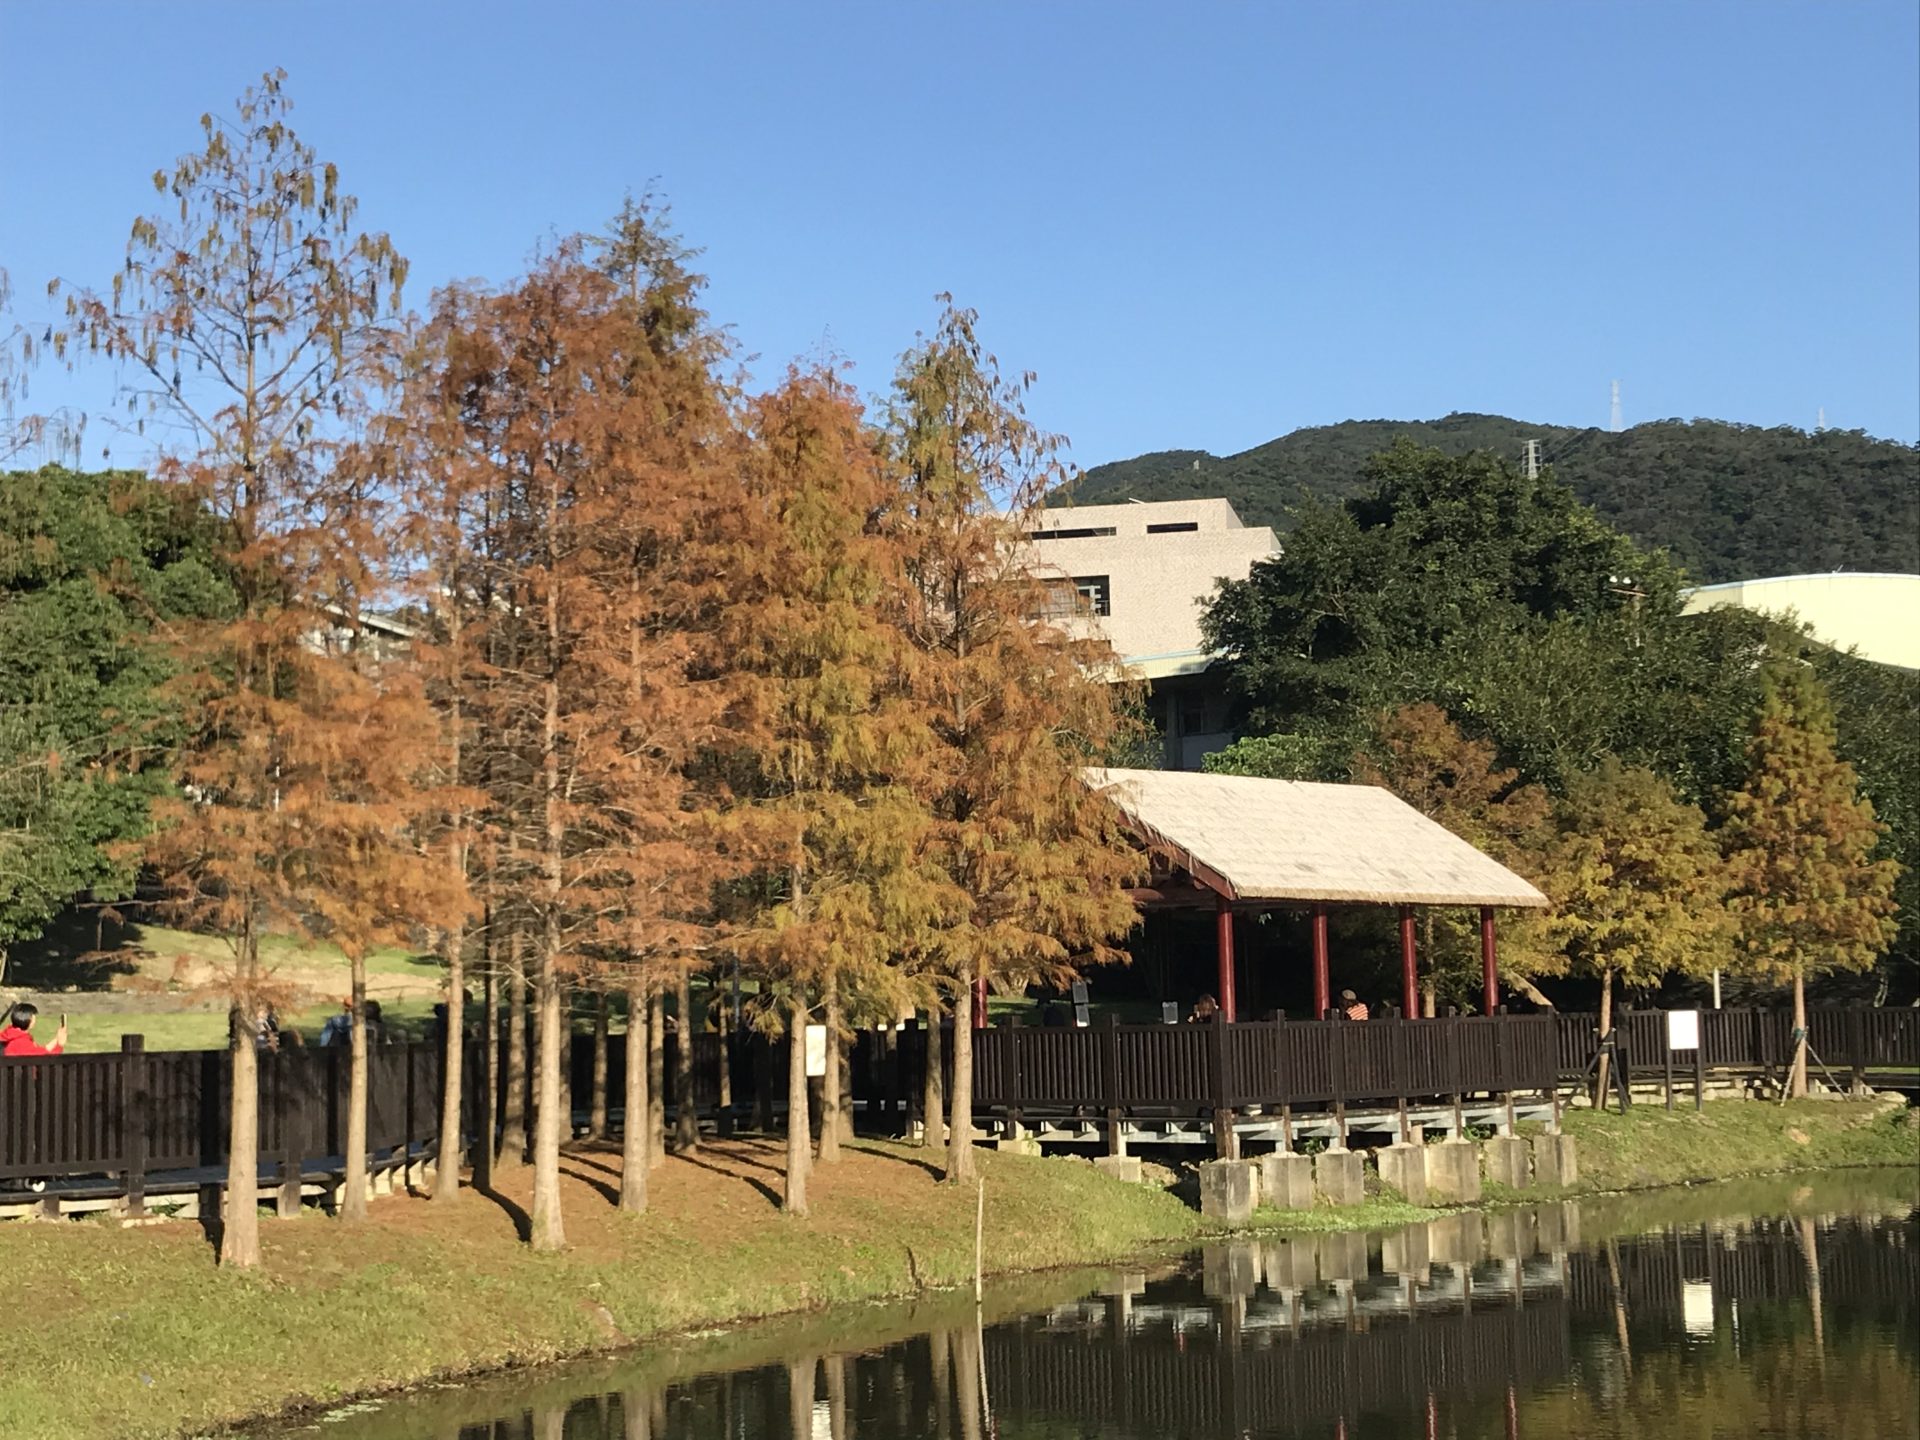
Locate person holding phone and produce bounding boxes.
[0,1002,67,1056]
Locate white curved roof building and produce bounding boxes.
[1682,573,1920,670]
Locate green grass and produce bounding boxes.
[1557,1096,1918,1193]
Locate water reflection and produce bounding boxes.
[262,1170,1918,1440]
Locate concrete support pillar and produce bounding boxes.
[1377,1142,1429,1206]
[1383,1221,1432,1281]
[1093,1155,1143,1184]
[1426,1137,1483,1204]
[1199,1158,1258,1227]
[1531,1133,1579,1188]
[1202,1242,1259,1299]
[1483,1135,1531,1189]
[1257,1151,1315,1211]
[1313,1145,1365,1207]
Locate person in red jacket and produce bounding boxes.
[0,1002,67,1056]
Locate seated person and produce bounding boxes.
[1188,993,1220,1024]
[1341,989,1370,1022]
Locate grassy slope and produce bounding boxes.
[1557,1096,1918,1192]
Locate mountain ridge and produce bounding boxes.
[1055,413,1919,585]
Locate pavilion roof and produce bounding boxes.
[1083,767,1549,909]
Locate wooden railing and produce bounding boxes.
[0,1037,457,1199]
[966,1012,1557,1122]
[1553,1006,1920,1083]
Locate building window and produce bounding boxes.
[1074,575,1111,617]
[1028,526,1117,541]
[1146,521,1199,534]
[1034,574,1112,619]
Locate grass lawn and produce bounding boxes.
[1557,1095,1919,1192]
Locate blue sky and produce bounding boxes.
[3,2,1916,473]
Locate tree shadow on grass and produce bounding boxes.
[559,1163,621,1207]
[472,1180,533,1243]
[672,1150,785,1210]
[850,1142,944,1180]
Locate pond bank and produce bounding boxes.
[0,1099,1911,1440]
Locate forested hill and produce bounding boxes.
[1060,414,1919,584]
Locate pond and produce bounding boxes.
[257,1168,1917,1440]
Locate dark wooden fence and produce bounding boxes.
[1553,1006,1920,1084]
[963,1012,1556,1125]
[0,1037,456,1198]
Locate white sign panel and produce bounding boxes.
[1667,1009,1701,1051]
[804,1023,828,1077]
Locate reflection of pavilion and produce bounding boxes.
[986,1210,1575,1438]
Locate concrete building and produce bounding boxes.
[1681,572,1920,670]
[1021,498,1280,769]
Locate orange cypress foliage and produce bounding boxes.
[886,302,1143,1185]
[40,74,463,1264]
[721,366,960,1211]
[403,207,737,1232]
[1722,666,1900,1095]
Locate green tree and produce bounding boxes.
[1721,667,1900,1095]
[1202,443,1769,801]
[0,467,230,977]
[1349,704,1552,1011]
[1540,758,1733,1100]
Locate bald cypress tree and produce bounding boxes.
[722,367,956,1214]
[1722,667,1900,1096]
[887,301,1142,1186]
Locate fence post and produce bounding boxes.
[1209,1012,1236,1159]
[1331,1013,1349,1148]
[1444,1006,1464,1138]
[1004,1013,1024,1139]
[119,1034,147,1219]
[1847,1005,1868,1095]
[275,1048,301,1218]
[1494,1006,1515,1135]
[1102,1014,1124,1157]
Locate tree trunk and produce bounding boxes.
[715,987,734,1138]
[529,958,566,1250]
[785,995,811,1215]
[647,988,666,1168]
[500,935,529,1165]
[929,1327,953,1440]
[1790,967,1810,1098]
[221,914,262,1268]
[1593,966,1615,1108]
[787,1357,816,1440]
[590,990,610,1140]
[1421,980,1437,1019]
[479,923,498,1186]
[818,977,843,1163]
[945,973,976,1184]
[952,1318,984,1440]
[434,920,466,1203]
[921,1005,945,1150]
[674,971,698,1154]
[344,954,370,1221]
[621,976,649,1213]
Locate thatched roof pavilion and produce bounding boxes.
[1082,768,1548,1021]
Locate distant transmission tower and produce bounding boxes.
[1610,380,1623,433]
[1817,406,1826,432]
[1522,439,1542,479]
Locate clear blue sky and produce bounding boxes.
[3,2,1916,472]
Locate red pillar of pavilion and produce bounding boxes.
[1215,895,1238,1022]
[1399,905,1419,1018]
[1311,904,1331,1019]
[1480,905,1499,1015]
